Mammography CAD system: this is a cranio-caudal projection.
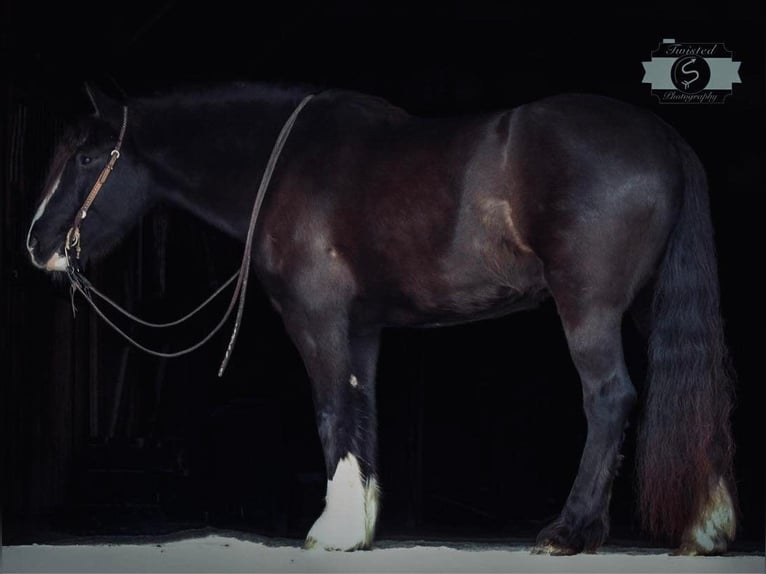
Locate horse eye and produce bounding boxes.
[80,155,92,166]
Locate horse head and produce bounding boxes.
[26,85,154,272]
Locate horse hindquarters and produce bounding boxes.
[525,147,677,554]
[533,139,737,555]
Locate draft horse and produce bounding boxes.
[27,83,738,554]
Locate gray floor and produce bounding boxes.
[3,533,764,573]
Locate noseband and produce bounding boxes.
[65,106,129,263]
[66,94,314,376]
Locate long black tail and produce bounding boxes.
[636,141,737,544]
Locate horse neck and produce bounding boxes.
[133,86,309,242]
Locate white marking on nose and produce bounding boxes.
[26,174,62,269]
[45,252,68,272]
[349,374,359,388]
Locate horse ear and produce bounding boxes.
[83,82,122,120]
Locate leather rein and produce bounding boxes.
[66,94,315,377]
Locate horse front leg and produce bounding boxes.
[283,307,381,551]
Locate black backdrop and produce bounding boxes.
[2,1,764,550]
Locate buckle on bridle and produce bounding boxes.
[65,226,82,265]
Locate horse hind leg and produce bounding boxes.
[534,305,636,555]
[282,307,381,551]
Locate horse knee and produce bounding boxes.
[582,375,636,419]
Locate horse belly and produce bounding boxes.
[363,200,548,328]
[370,254,547,328]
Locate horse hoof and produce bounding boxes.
[531,541,579,556]
[303,455,378,551]
[304,509,370,551]
[303,535,368,552]
[533,515,607,555]
[533,525,582,555]
[676,541,727,557]
[677,478,735,556]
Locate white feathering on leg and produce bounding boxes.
[305,454,379,551]
[681,477,736,555]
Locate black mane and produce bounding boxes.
[127,80,408,124]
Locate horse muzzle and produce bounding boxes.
[44,251,69,272]
[27,235,68,272]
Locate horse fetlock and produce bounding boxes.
[679,477,735,555]
[305,454,379,551]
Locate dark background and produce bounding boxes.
[1,1,764,551]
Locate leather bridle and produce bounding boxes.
[65,94,314,376]
[65,106,129,263]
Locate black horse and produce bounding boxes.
[26,83,737,555]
